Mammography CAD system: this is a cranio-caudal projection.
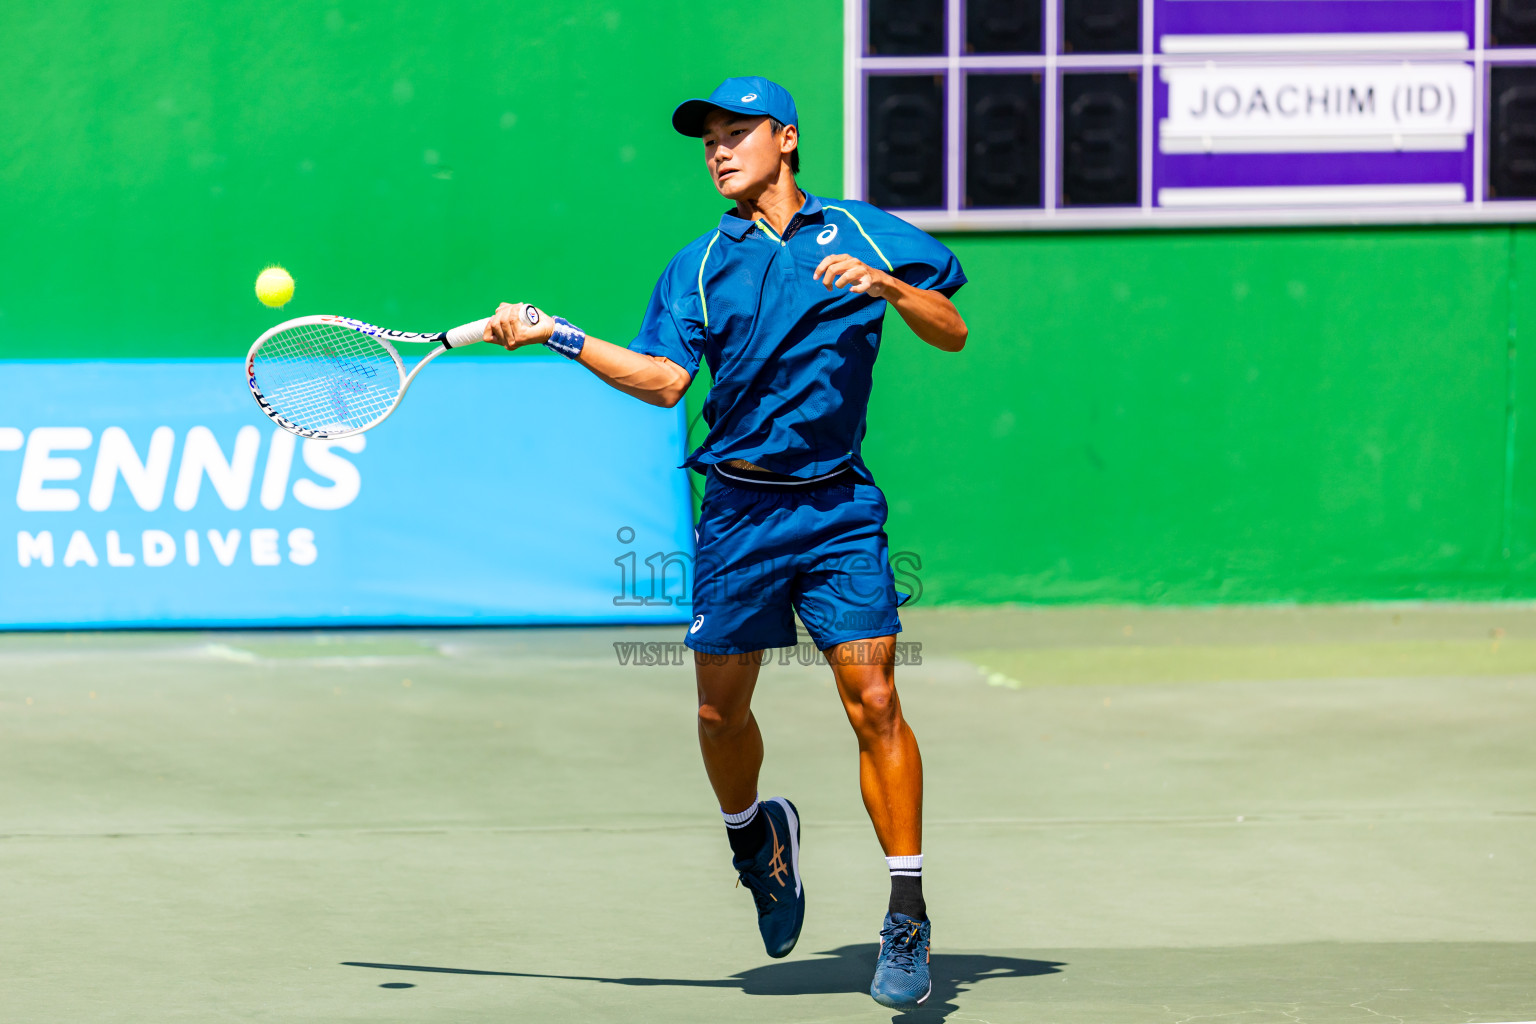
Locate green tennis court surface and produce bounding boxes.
[3,605,1532,1023]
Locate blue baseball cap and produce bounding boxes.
[672,76,798,137]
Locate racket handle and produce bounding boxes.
[444,306,538,349]
[444,318,492,349]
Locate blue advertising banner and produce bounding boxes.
[0,360,695,628]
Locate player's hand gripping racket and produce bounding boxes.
[246,307,537,438]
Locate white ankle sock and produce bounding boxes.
[722,797,761,829]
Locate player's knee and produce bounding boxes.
[697,700,749,738]
[848,680,901,737]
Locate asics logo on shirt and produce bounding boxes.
[816,224,838,245]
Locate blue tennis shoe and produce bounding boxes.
[870,911,932,1009]
[733,796,804,958]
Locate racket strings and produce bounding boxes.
[251,321,402,433]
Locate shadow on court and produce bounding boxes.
[344,946,1063,1019]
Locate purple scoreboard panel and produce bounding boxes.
[844,0,1536,229]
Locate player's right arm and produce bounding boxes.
[481,302,692,408]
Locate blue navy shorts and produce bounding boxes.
[686,466,905,655]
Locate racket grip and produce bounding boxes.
[444,318,492,348]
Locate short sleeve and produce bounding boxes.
[628,256,705,377]
[866,207,967,297]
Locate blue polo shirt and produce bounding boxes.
[629,192,965,480]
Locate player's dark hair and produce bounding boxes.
[769,118,800,175]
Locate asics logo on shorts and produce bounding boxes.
[691,614,705,633]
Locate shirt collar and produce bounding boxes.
[716,191,825,240]
[793,192,824,223]
[717,209,755,239]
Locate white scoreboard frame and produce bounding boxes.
[843,0,1536,230]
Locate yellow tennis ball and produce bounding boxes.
[255,266,295,308]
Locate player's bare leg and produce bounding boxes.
[827,637,923,857]
[830,635,932,1007]
[696,650,805,958]
[695,651,764,814]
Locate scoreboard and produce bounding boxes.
[843,0,1536,229]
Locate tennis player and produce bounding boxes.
[480,76,967,1010]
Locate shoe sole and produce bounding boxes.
[766,797,802,898]
[764,796,803,958]
[871,981,931,1010]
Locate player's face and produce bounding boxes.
[701,111,791,199]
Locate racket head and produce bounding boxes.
[246,315,408,438]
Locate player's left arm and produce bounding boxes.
[813,254,967,352]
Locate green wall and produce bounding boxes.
[874,226,1536,603]
[6,1,1535,605]
[0,1,844,354]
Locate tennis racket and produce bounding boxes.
[246,307,536,439]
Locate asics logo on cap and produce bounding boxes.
[741,93,758,102]
[816,224,838,245]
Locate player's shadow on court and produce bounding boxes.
[345,945,1061,1020]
